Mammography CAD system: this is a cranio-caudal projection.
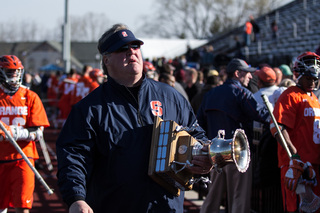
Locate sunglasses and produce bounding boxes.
[114,42,141,53]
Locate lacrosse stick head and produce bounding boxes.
[296,184,320,212]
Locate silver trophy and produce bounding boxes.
[148,117,250,196]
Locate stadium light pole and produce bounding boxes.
[62,0,71,73]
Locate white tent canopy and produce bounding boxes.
[140,38,208,60]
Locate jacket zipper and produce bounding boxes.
[125,87,144,125]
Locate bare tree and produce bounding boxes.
[70,12,111,41]
[138,0,216,39]
[138,0,287,39]
[0,18,62,42]
[0,20,44,42]
[0,12,110,42]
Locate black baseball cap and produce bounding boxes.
[98,29,144,54]
[226,58,256,73]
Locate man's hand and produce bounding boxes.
[69,200,93,213]
[188,144,213,174]
[285,159,306,191]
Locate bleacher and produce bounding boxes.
[207,0,320,66]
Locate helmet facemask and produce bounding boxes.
[294,54,320,80]
[0,67,24,94]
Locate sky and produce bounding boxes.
[3,0,154,33]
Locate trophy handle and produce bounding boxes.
[171,160,192,174]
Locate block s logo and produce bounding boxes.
[150,101,163,116]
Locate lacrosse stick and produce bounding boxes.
[39,137,53,171]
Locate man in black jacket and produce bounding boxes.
[198,58,269,213]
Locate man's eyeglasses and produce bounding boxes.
[114,42,141,53]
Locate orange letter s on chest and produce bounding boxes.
[150,101,163,116]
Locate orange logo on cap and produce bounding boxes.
[122,32,128,37]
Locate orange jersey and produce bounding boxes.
[0,86,50,161]
[46,75,59,106]
[271,86,320,166]
[71,76,98,105]
[57,77,78,119]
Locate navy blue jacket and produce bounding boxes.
[197,79,269,141]
[56,76,207,213]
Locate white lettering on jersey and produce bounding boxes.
[1,117,26,126]
[314,119,320,144]
[304,107,320,117]
[303,107,320,144]
[64,83,75,95]
[75,82,90,99]
[0,106,28,116]
[300,106,320,144]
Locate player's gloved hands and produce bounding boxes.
[300,161,317,186]
[4,125,43,142]
[9,125,30,141]
[28,128,43,142]
[285,158,305,191]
